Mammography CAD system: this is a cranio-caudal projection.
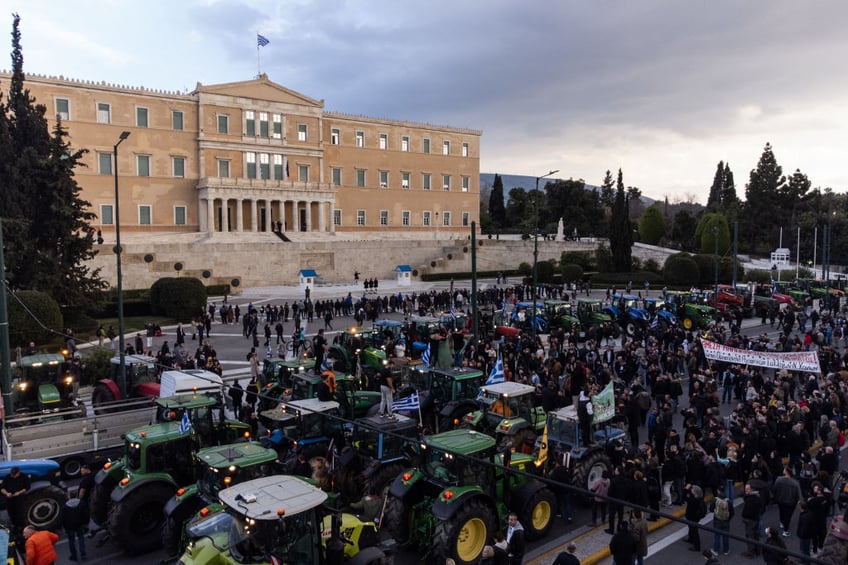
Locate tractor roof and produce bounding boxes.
[431,367,484,381]
[356,413,418,433]
[481,381,536,398]
[292,373,323,386]
[374,320,404,328]
[195,442,278,469]
[110,354,157,365]
[156,393,218,410]
[550,405,579,423]
[19,353,65,367]
[286,398,340,414]
[124,421,184,442]
[576,298,601,305]
[219,475,328,520]
[425,429,496,454]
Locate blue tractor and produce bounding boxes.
[603,294,650,338]
[642,297,677,332]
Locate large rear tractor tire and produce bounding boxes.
[434,499,494,565]
[91,383,118,414]
[364,462,406,499]
[624,320,638,338]
[383,496,409,544]
[89,478,116,526]
[572,451,611,505]
[108,483,174,554]
[24,486,65,531]
[519,488,556,540]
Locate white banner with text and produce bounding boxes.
[700,339,821,374]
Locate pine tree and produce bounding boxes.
[599,170,615,208]
[707,161,724,212]
[742,143,785,253]
[609,169,633,271]
[488,173,506,228]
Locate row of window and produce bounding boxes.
[99,204,185,226]
[59,98,188,131]
[331,168,469,191]
[331,128,470,156]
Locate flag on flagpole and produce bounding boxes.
[179,411,193,435]
[534,424,549,467]
[450,304,457,321]
[591,382,615,424]
[285,159,290,178]
[421,343,431,367]
[486,354,505,385]
[501,299,507,318]
[257,34,270,47]
[650,315,658,329]
[392,391,420,413]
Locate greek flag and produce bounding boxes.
[450,304,457,320]
[486,354,505,385]
[651,315,659,329]
[392,391,420,412]
[179,411,192,435]
[421,343,431,367]
[501,299,507,317]
[257,34,270,47]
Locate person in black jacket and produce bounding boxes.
[741,483,763,558]
[608,521,637,565]
[761,527,788,565]
[683,484,705,552]
[795,500,816,559]
[605,467,627,534]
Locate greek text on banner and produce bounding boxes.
[700,339,821,374]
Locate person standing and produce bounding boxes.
[631,510,648,565]
[762,527,788,565]
[1,466,30,535]
[608,521,637,565]
[710,487,733,556]
[741,483,763,558]
[550,453,573,522]
[772,467,802,537]
[228,381,244,420]
[605,466,627,535]
[684,484,706,552]
[312,329,327,374]
[505,512,525,565]
[590,470,610,527]
[552,542,580,565]
[378,368,395,419]
[23,525,58,565]
[62,494,87,561]
[577,387,594,447]
[795,501,815,559]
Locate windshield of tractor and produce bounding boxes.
[128,436,194,480]
[198,509,316,563]
[548,302,572,317]
[424,448,488,486]
[548,416,579,447]
[356,424,416,460]
[196,462,274,499]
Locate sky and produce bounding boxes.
[4,0,848,203]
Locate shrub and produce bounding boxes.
[561,263,585,282]
[595,244,614,272]
[642,258,661,274]
[536,260,555,283]
[663,253,700,286]
[82,347,114,387]
[8,290,63,348]
[150,277,207,322]
[692,254,718,285]
[560,251,595,270]
[517,262,532,277]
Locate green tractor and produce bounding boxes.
[665,291,717,330]
[543,300,580,331]
[161,441,280,559]
[177,474,394,564]
[574,298,619,341]
[326,327,389,380]
[335,413,421,503]
[385,428,556,565]
[463,381,546,451]
[398,367,484,434]
[89,394,251,554]
[11,352,81,420]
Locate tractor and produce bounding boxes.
[510,301,548,333]
[463,381,546,451]
[398,366,484,434]
[11,352,80,420]
[89,394,251,554]
[258,398,346,469]
[603,294,651,338]
[664,291,717,330]
[176,475,394,564]
[642,297,677,332]
[161,441,280,559]
[0,460,66,532]
[574,298,620,342]
[91,354,159,412]
[385,428,556,565]
[543,300,580,331]
[335,412,421,503]
[326,327,388,379]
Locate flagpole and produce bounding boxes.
[257,41,261,76]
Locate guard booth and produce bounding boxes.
[771,248,791,267]
[299,269,317,291]
[393,264,412,286]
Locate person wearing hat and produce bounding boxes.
[378,367,395,419]
[552,542,580,565]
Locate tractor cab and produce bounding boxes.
[465,381,545,450]
[12,352,78,418]
[259,399,345,465]
[261,357,314,390]
[543,300,579,331]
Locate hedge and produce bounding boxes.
[150,277,207,322]
[8,290,63,347]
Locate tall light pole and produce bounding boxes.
[531,169,559,340]
[114,131,131,397]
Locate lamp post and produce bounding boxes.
[531,169,559,340]
[114,131,131,397]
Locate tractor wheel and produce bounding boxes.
[108,483,174,553]
[434,499,494,565]
[59,456,85,480]
[89,478,116,526]
[519,487,556,540]
[624,320,638,338]
[24,485,65,531]
[572,451,611,505]
[384,496,410,544]
[683,317,694,330]
[365,462,406,499]
[610,322,622,338]
[92,383,118,414]
[161,516,183,558]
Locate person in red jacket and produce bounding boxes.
[23,525,58,565]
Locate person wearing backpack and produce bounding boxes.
[710,486,734,556]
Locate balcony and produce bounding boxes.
[197,176,333,196]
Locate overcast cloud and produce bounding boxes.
[5,0,848,202]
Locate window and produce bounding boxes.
[401,136,409,152]
[333,209,342,226]
[137,155,151,177]
[331,167,342,186]
[356,131,364,147]
[139,205,152,225]
[401,172,410,189]
[218,159,230,178]
[423,211,432,226]
[98,152,112,175]
[259,112,269,137]
[443,212,451,226]
[462,176,470,192]
[260,153,270,179]
[462,142,469,157]
[379,171,389,189]
[379,133,388,150]
[356,169,366,187]
[297,124,307,141]
[462,211,470,226]
[56,98,70,120]
[331,128,340,145]
[217,114,229,134]
[246,153,257,179]
[175,206,187,225]
[298,164,309,182]
[97,102,111,124]
[101,204,114,225]
[172,110,184,131]
[380,210,389,226]
[402,211,410,226]
[443,140,450,155]
[423,173,431,190]
[423,138,430,154]
[172,156,186,178]
[356,210,366,226]
[273,114,282,139]
[443,175,451,191]
[273,155,284,179]
[245,110,256,136]
[136,107,149,128]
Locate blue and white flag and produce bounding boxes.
[651,315,659,329]
[179,411,193,435]
[486,354,505,386]
[257,34,270,47]
[450,304,457,321]
[392,391,420,412]
[501,299,507,318]
[421,343,431,367]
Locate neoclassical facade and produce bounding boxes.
[5,72,481,238]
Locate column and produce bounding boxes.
[328,202,336,234]
[305,201,312,232]
[318,200,326,233]
[206,197,215,234]
[290,201,298,232]
[264,202,272,232]
[250,199,258,232]
[236,198,244,232]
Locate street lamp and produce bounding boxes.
[114,130,130,397]
[531,169,559,340]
